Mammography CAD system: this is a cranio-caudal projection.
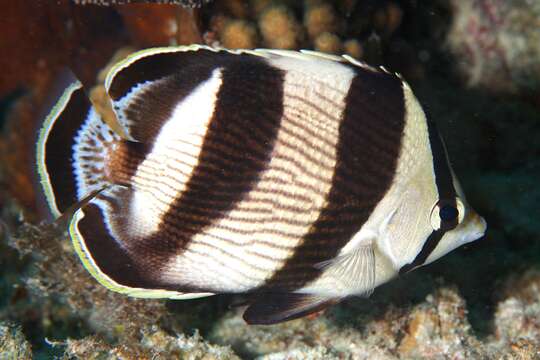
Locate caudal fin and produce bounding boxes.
[36,79,120,218]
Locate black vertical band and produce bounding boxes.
[134,55,286,270]
[259,68,407,292]
[77,54,286,292]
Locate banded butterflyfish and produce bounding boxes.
[36,45,487,324]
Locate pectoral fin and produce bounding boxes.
[315,244,376,297]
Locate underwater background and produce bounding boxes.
[0,0,539,358]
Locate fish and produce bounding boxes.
[36,45,487,325]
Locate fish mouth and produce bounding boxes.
[477,216,487,236]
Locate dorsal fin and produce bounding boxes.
[103,45,393,144]
[254,48,380,73]
[103,46,269,143]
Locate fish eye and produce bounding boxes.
[430,198,465,231]
[439,205,458,222]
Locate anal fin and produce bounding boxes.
[243,293,340,325]
[69,185,213,300]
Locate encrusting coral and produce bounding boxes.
[313,32,342,54]
[73,0,213,6]
[303,2,340,40]
[208,282,540,359]
[0,322,32,360]
[258,5,303,49]
[64,328,240,359]
[494,270,540,353]
[343,38,363,59]
[446,0,540,94]
[220,19,258,49]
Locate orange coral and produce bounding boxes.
[258,5,303,49]
[117,4,202,46]
[221,20,258,49]
[314,32,342,54]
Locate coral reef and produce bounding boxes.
[209,282,540,358]
[304,2,340,40]
[64,328,239,359]
[220,19,258,49]
[258,5,303,49]
[73,0,213,7]
[0,94,43,214]
[494,270,540,354]
[0,1,125,98]
[446,0,540,94]
[313,32,342,54]
[396,287,484,358]
[343,38,363,59]
[0,323,32,360]
[117,5,203,46]
[372,2,403,36]
[0,0,539,358]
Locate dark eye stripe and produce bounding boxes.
[427,119,457,202]
[399,229,443,275]
[399,117,457,275]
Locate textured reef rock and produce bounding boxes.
[209,283,540,358]
[65,329,240,359]
[73,0,213,7]
[446,0,540,95]
[494,270,540,354]
[1,0,539,358]
[0,323,32,360]
[257,5,304,49]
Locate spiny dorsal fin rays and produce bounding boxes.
[87,87,131,141]
[104,45,271,94]
[254,48,382,74]
[253,48,341,62]
[243,292,341,325]
[105,45,393,99]
[104,47,233,143]
[69,185,214,300]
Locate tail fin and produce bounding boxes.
[36,78,120,218]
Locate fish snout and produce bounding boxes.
[463,210,487,243]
